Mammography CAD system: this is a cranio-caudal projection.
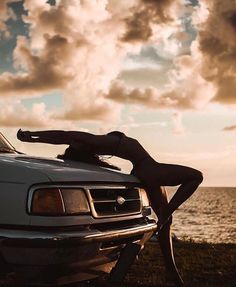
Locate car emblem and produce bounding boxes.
[116,196,125,205]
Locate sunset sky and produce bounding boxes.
[0,0,236,186]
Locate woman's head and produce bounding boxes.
[57,145,120,171]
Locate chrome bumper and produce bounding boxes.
[0,221,157,247]
[0,221,156,285]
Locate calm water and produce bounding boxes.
[167,187,236,243]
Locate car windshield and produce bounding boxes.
[0,133,16,153]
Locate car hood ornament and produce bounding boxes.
[116,196,126,205]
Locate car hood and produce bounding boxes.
[0,154,139,184]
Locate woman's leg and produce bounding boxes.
[147,186,184,286]
[159,220,184,286]
[154,163,203,227]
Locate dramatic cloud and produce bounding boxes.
[1,0,235,128]
[0,100,48,127]
[117,0,236,111]
[0,0,128,120]
[122,0,183,42]
[193,0,236,105]
[0,0,185,125]
[0,35,74,96]
[0,99,79,129]
[54,97,121,122]
[106,46,216,111]
[223,125,236,132]
[0,0,18,38]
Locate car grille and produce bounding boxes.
[86,186,141,218]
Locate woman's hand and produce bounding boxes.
[17,129,33,142]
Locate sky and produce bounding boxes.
[0,0,236,187]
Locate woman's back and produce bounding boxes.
[107,132,151,166]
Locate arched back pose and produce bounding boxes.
[17,129,203,286]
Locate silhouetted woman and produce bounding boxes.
[17,129,203,286]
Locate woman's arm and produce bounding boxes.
[17,129,118,152]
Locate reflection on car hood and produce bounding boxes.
[0,154,138,183]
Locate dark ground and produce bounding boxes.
[1,240,236,287]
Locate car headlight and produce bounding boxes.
[61,188,90,214]
[30,187,90,215]
[139,188,150,207]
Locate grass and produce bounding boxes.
[124,239,236,287]
[0,240,235,287]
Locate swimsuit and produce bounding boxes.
[107,131,153,176]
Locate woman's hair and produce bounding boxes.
[57,146,120,171]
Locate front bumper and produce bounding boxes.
[0,220,156,285]
[0,221,156,266]
[0,221,156,248]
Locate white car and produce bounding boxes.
[0,132,156,286]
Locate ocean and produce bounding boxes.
[167,187,236,244]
